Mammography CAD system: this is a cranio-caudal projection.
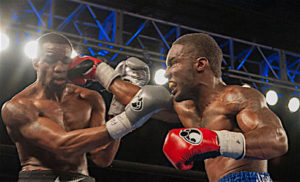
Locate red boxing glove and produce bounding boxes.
[68,56,103,85]
[163,128,246,170]
[163,128,219,170]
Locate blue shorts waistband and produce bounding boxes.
[218,171,272,182]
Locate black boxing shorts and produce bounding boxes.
[18,170,95,182]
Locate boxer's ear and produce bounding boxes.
[194,57,209,72]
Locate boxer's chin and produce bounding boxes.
[49,80,67,90]
[174,91,192,102]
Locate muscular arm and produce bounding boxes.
[86,93,120,167]
[109,79,180,123]
[236,88,288,160]
[1,98,114,159]
[109,78,140,105]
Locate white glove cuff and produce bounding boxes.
[106,112,133,140]
[214,130,246,160]
[95,62,120,92]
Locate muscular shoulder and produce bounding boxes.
[67,84,105,109]
[222,85,267,111]
[1,98,37,127]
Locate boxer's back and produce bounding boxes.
[174,85,268,181]
[3,83,99,175]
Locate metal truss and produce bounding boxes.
[3,0,300,93]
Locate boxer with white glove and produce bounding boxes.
[106,85,171,140]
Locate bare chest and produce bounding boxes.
[178,102,238,131]
[34,97,92,131]
[201,107,236,131]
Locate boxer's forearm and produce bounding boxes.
[89,139,120,167]
[52,125,115,158]
[109,78,141,105]
[2,101,115,158]
[244,126,288,160]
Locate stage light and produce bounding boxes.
[266,90,278,106]
[71,50,78,58]
[24,41,38,59]
[0,32,9,51]
[288,97,299,113]
[154,69,168,85]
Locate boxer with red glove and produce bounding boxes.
[163,128,245,170]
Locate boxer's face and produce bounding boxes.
[34,42,72,89]
[165,44,198,102]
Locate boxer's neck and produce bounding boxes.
[33,81,67,102]
[194,77,225,114]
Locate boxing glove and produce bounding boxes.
[163,128,246,170]
[68,56,120,87]
[115,57,150,87]
[108,57,150,116]
[106,85,171,140]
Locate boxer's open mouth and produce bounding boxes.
[168,81,177,95]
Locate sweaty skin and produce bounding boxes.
[1,42,119,175]
[107,43,288,182]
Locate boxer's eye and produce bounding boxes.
[44,56,56,64]
[62,57,72,64]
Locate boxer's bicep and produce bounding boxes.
[236,89,282,132]
[236,108,260,132]
[235,91,288,159]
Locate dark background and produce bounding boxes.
[0,0,300,181]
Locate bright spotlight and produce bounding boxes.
[266,90,278,106]
[288,97,300,113]
[0,32,9,51]
[154,69,168,85]
[71,50,78,58]
[24,41,38,59]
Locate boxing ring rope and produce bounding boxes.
[104,160,207,181]
[0,144,208,181]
